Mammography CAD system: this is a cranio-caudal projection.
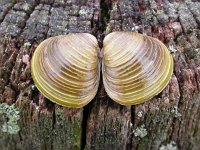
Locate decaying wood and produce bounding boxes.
[0,0,200,150]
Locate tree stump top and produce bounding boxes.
[0,0,200,150]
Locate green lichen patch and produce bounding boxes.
[11,0,16,4]
[0,103,20,134]
[184,48,200,61]
[106,23,112,33]
[72,121,82,150]
[143,10,154,22]
[52,106,82,150]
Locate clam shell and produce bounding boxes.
[102,32,173,105]
[31,33,100,108]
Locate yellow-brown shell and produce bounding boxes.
[31,33,100,108]
[102,32,173,105]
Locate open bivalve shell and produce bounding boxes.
[31,33,100,108]
[102,32,173,105]
[31,32,173,107]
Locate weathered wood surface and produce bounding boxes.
[0,0,200,150]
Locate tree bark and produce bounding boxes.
[0,0,200,150]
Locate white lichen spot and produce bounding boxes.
[168,44,177,53]
[132,26,140,32]
[129,122,133,127]
[171,106,182,118]
[31,101,40,112]
[137,111,143,118]
[24,42,31,48]
[195,48,200,52]
[23,3,29,11]
[31,85,36,90]
[113,3,118,10]
[35,106,40,111]
[133,124,147,138]
[155,106,160,111]
[159,141,177,150]
[79,9,88,15]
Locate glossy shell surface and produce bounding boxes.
[102,32,173,105]
[31,33,100,108]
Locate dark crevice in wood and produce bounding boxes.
[99,0,111,47]
[31,84,40,105]
[130,105,135,149]
[91,10,95,31]
[18,130,23,141]
[81,104,90,150]
[131,105,135,127]
[52,105,56,129]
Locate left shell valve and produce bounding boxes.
[31,33,100,108]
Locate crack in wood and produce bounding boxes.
[81,104,90,150]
